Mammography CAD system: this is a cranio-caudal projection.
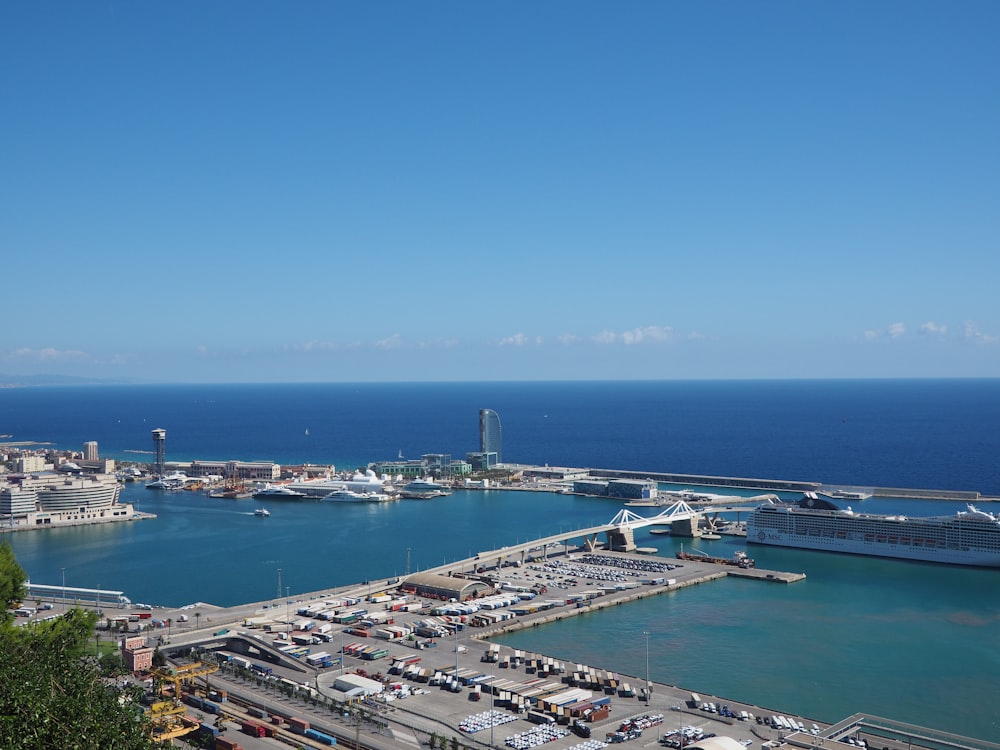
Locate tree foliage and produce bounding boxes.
[0,559,162,749]
[0,540,27,621]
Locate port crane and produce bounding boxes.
[148,661,220,741]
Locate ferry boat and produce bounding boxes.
[746,493,1000,567]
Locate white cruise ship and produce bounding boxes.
[746,493,1000,567]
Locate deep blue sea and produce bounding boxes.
[2,380,1000,741]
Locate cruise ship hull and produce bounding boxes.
[747,528,1000,567]
[747,500,1000,568]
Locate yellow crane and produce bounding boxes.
[147,661,220,740]
[152,660,220,699]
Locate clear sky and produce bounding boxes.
[2,2,998,383]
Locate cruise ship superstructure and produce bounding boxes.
[747,493,1000,567]
[1,472,139,529]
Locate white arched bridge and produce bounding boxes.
[463,499,762,574]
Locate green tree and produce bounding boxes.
[0,540,27,621]
[0,556,160,749]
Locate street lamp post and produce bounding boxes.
[61,567,66,603]
[644,631,651,707]
[490,664,496,749]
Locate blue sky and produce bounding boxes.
[2,2,998,383]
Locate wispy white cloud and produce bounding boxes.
[865,321,996,345]
[415,338,460,350]
[557,333,579,345]
[962,321,998,344]
[12,347,89,361]
[863,323,907,341]
[374,334,404,350]
[294,340,340,352]
[593,326,674,345]
[499,333,529,347]
[919,321,947,337]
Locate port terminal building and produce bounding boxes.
[572,478,659,501]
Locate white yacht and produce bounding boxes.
[398,478,451,498]
[323,489,391,503]
[253,483,307,500]
[145,472,190,490]
[286,469,389,498]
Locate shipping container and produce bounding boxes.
[288,717,310,734]
[527,710,555,725]
[215,737,242,750]
[304,728,338,745]
[241,720,267,738]
[185,695,204,710]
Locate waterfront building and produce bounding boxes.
[369,459,428,478]
[186,460,280,481]
[422,453,472,478]
[479,408,502,463]
[572,478,658,501]
[83,441,99,461]
[370,454,472,479]
[466,451,498,471]
[0,472,137,529]
[522,466,590,481]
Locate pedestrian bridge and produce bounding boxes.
[469,499,760,570]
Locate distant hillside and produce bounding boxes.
[0,373,124,387]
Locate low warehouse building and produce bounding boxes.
[686,737,746,750]
[402,572,492,601]
[335,673,384,697]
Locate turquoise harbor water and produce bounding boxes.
[3,380,1000,741]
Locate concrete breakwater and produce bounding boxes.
[584,467,994,501]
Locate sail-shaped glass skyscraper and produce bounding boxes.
[479,408,502,464]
